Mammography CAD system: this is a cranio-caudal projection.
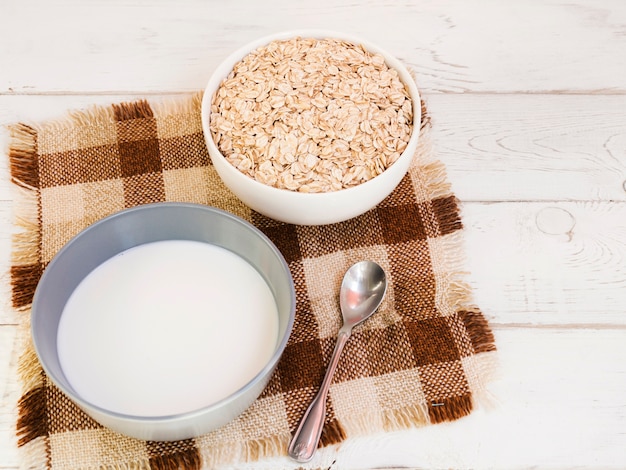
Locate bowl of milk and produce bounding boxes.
[30,202,295,441]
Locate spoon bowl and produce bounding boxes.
[288,261,387,462]
[340,261,387,330]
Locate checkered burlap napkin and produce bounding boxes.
[8,93,496,469]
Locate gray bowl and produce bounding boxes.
[31,202,295,441]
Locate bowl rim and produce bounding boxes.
[31,202,296,423]
[200,29,421,202]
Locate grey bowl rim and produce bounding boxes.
[31,201,296,423]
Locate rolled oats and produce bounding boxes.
[210,37,413,193]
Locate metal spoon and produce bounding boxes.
[288,261,388,463]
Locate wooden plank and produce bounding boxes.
[1,94,625,203]
[0,0,625,94]
[427,94,626,202]
[463,201,626,326]
[1,326,625,469]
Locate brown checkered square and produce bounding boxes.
[404,317,462,366]
[278,338,326,393]
[377,203,427,244]
[122,173,166,206]
[114,105,162,178]
[258,223,302,265]
[119,139,162,178]
[9,94,495,469]
[117,132,162,178]
[159,134,210,170]
[432,195,463,236]
[39,145,121,187]
[296,210,385,259]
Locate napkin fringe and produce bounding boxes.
[8,123,39,190]
[16,329,48,447]
[411,105,452,203]
[8,120,48,466]
[9,186,39,266]
[412,123,495,351]
[410,116,498,423]
[335,403,430,438]
[17,436,49,470]
[8,123,42,311]
[460,309,497,355]
[151,91,204,118]
[112,91,203,122]
[9,122,50,457]
[244,434,289,462]
[112,99,155,120]
[8,123,49,455]
[429,394,474,423]
[16,384,48,447]
[149,450,202,470]
[320,419,347,446]
[411,106,474,317]
[470,353,500,411]
[62,103,116,130]
[200,434,288,469]
[383,402,430,430]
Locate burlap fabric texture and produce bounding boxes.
[8,93,496,469]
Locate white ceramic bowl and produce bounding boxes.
[31,203,295,441]
[201,30,421,225]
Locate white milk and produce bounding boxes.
[57,240,279,417]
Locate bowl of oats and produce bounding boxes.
[201,30,420,225]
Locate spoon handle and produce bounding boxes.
[288,329,351,462]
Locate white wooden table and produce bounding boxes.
[1,1,625,468]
